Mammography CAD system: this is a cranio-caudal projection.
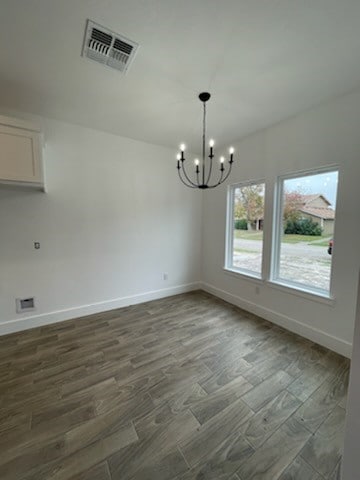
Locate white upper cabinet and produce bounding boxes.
[0,115,44,190]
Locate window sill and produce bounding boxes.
[268,280,335,306]
[223,267,264,284]
[223,268,335,306]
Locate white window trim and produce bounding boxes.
[267,279,335,306]
[270,165,339,298]
[224,179,266,279]
[223,267,264,284]
[224,183,235,272]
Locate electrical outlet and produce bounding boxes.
[163,273,168,281]
[34,242,40,249]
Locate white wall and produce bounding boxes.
[342,270,360,480]
[202,89,360,357]
[1,90,360,355]
[0,116,202,333]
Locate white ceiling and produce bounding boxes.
[1,0,360,152]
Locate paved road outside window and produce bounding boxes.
[233,237,331,291]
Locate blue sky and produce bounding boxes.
[285,171,338,207]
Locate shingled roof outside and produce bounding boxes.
[300,206,335,219]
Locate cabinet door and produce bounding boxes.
[0,124,42,183]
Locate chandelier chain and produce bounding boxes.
[202,101,206,186]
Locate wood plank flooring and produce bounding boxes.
[0,291,349,480]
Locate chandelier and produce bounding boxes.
[176,92,234,189]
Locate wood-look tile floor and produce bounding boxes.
[0,291,349,480]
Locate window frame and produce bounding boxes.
[270,166,339,298]
[225,178,266,280]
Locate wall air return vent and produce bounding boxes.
[82,20,139,73]
[16,297,36,314]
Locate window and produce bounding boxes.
[226,181,265,277]
[272,169,339,295]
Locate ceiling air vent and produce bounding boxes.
[82,20,139,73]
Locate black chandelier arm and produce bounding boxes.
[220,161,234,184]
[206,160,233,188]
[206,169,224,189]
[180,161,199,188]
[205,154,213,186]
[177,165,198,188]
[218,169,225,185]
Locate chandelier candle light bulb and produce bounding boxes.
[194,158,200,174]
[220,156,225,172]
[229,147,234,163]
[176,92,235,189]
[209,139,215,157]
[180,144,186,161]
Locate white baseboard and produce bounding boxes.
[1,280,352,359]
[0,282,201,336]
[201,281,352,358]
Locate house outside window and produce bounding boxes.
[295,194,335,236]
[225,181,265,278]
